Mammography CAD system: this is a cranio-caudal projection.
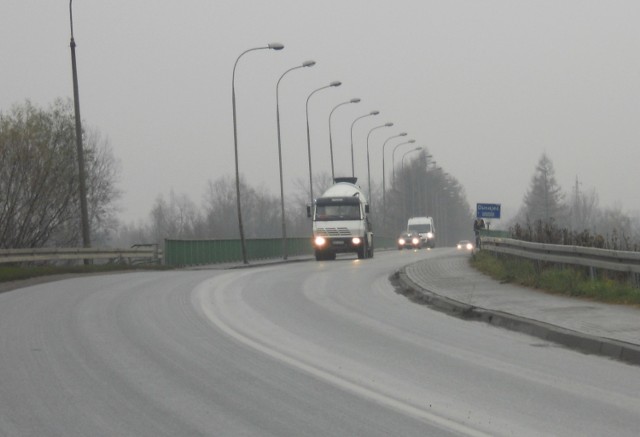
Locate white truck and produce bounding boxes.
[309,178,374,261]
[407,216,436,248]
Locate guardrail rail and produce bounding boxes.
[481,236,640,284]
[0,245,162,265]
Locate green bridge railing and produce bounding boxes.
[164,236,397,266]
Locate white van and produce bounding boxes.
[407,216,436,248]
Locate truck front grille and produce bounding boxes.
[316,227,352,237]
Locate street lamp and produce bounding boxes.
[232,42,284,264]
[402,146,423,170]
[69,0,91,257]
[349,110,379,177]
[392,139,416,180]
[275,60,315,260]
[329,98,360,181]
[366,122,393,203]
[381,132,407,217]
[305,81,341,207]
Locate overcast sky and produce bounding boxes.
[2,1,639,225]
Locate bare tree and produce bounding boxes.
[149,191,200,244]
[202,176,242,238]
[568,177,599,232]
[286,177,314,237]
[0,99,120,248]
[285,172,347,237]
[594,204,633,248]
[242,184,280,238]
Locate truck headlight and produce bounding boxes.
[314,236,326,247]
[426,232,434,239]
[352,237,361,245]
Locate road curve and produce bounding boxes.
[1,249,639,436]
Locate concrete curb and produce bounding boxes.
[391,268,640,366]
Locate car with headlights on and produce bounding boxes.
[457,240,473,251]
[398,231,422,250]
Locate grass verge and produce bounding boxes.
[470,250,640,306]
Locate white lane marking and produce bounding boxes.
[193,275,493,437]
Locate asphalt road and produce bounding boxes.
[1,249,639,436]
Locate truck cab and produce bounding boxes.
[310,178,373,260]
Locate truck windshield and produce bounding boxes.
[408,224,431,233]
[315,204,361,220]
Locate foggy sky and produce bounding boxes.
[2,0,639,225]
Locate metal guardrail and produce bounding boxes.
[481,237,640,274]
[0,245,162,264]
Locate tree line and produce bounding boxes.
[3,100,637,252]
[112,150,475,249]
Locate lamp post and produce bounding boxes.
[392,139,416,181]
[381,132,407,218]
[349,110,379,177]
[232,42,284,264]
[68,0,91,257]
[328,98,360,181]
[366,122,393,203]
[275,60,315,260]
[305,81,341,207]
[402,146,423,170]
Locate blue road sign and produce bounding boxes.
[477,203,501,219]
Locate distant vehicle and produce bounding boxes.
[397,231,421,250]
[457,240,473,251]
[407,216,436,248]
[309,177,373,261]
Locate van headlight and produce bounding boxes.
[314,236,326,247]
[426,232,434,239]
[352,237,361,245]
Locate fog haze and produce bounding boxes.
[2,0,639,224]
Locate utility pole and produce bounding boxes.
[69,1,91,259]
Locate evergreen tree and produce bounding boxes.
[388,150,473,245]
[522,153,566,225]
